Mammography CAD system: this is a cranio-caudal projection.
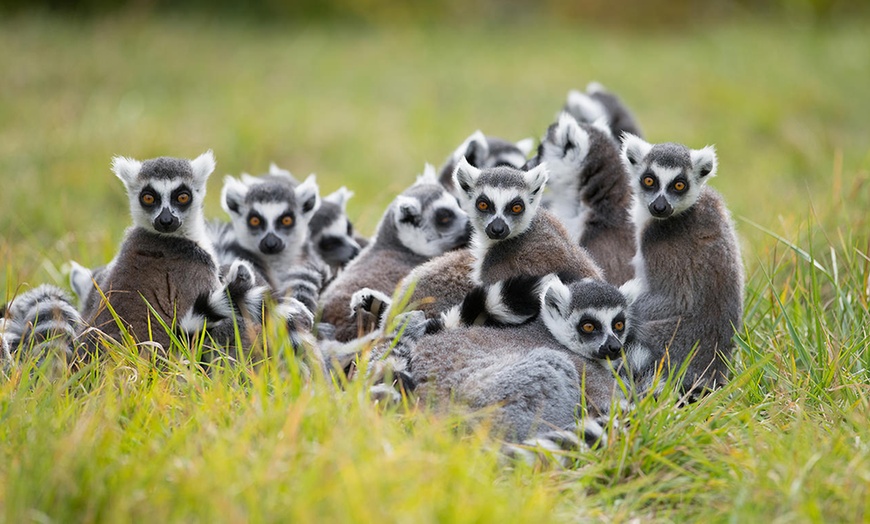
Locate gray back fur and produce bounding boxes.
[534,114,635,285]
[408,279,630,441]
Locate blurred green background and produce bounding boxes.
[1,2,869,297]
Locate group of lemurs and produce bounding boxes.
[0,82,744,452]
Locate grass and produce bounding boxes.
[2,12,870,522]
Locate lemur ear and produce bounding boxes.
[190,150,216,185]
[239,172,259,186]
[323,186,353,210]
[620,133,652,173]
[523,162,549,200]
[453,156,482,199]
[221,176,249,216]
[415,163,438,186]
[554,112,590,155]
[565,89,607,123]
[269,162,298,184]
[585,81,606,94]
[515,137,535,158]
[591,116,611,136]
[394,195,422,227]
[296,174,321,218]
[111,155,142,187]
[461,130,489,166]
[68,260,93,303]
[690,145,718,179]
[542,277,571,318]
[618,278,644,307]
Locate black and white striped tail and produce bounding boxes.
[457,274,550,327]
[1,284,82,366]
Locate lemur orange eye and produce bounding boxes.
[249,216,261,227]
[581,322,595,333]
[281,215,294,227]
[476,200,489,211]
[141,193,155,205]
[614,321,625,332]
[176,192,191,205]
[511,203,524,214]
[673,181,686,192]
[643,176,656,187]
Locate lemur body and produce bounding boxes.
[406,278,630,441]
[529,113,635,285]
[619,135,744,391]
[377,160,602,323]
[318,167,469,342]
[437,130,534,196]
[79,152,262,357]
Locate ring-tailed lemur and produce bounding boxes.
[619,134,744,393]
[563,82,643,142]
[212,170,325,313]
[438,130,534,196]
[263,163,367,270]
[528,112,636,285]
[79,152,265,358]
[356,159,604,327]
[1,285,83,372]
[317,165,470,342]
[391,277,631,443]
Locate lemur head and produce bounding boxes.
[529,112,614,195]
[221,173,321,261]
[309,186,361,267]
[112,151,215,237]
[439,131,534,193]
[391,164,470,257]
[621,134,717,220]
[540,277,630,360]
[453,158,549,244]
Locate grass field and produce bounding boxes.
[2,13,870,522]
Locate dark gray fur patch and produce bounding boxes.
[647,143,692,170]
[246,182,296,204]
[477,167,527,189]
[568,280,626,311]
[138,157,194,181]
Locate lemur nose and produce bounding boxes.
[485,218,509,240]
[598,334,623,360]
[259,233,285,254]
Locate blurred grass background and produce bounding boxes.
[2,4,870,522]
[1,4,868,297]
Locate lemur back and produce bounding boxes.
[529,113,635,285]
[620,135,744,392]
[407,278,630,441]
[564,82,643,142]
[437,130,534,195]
[318,166,470,342]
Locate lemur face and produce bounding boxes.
[621,134,718,220]
[541,277,630,360]
[454,159,548,244]
[222,174,320,260]
[393,178,471,258]
[309,187,361,267]
[112,151,215,237]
